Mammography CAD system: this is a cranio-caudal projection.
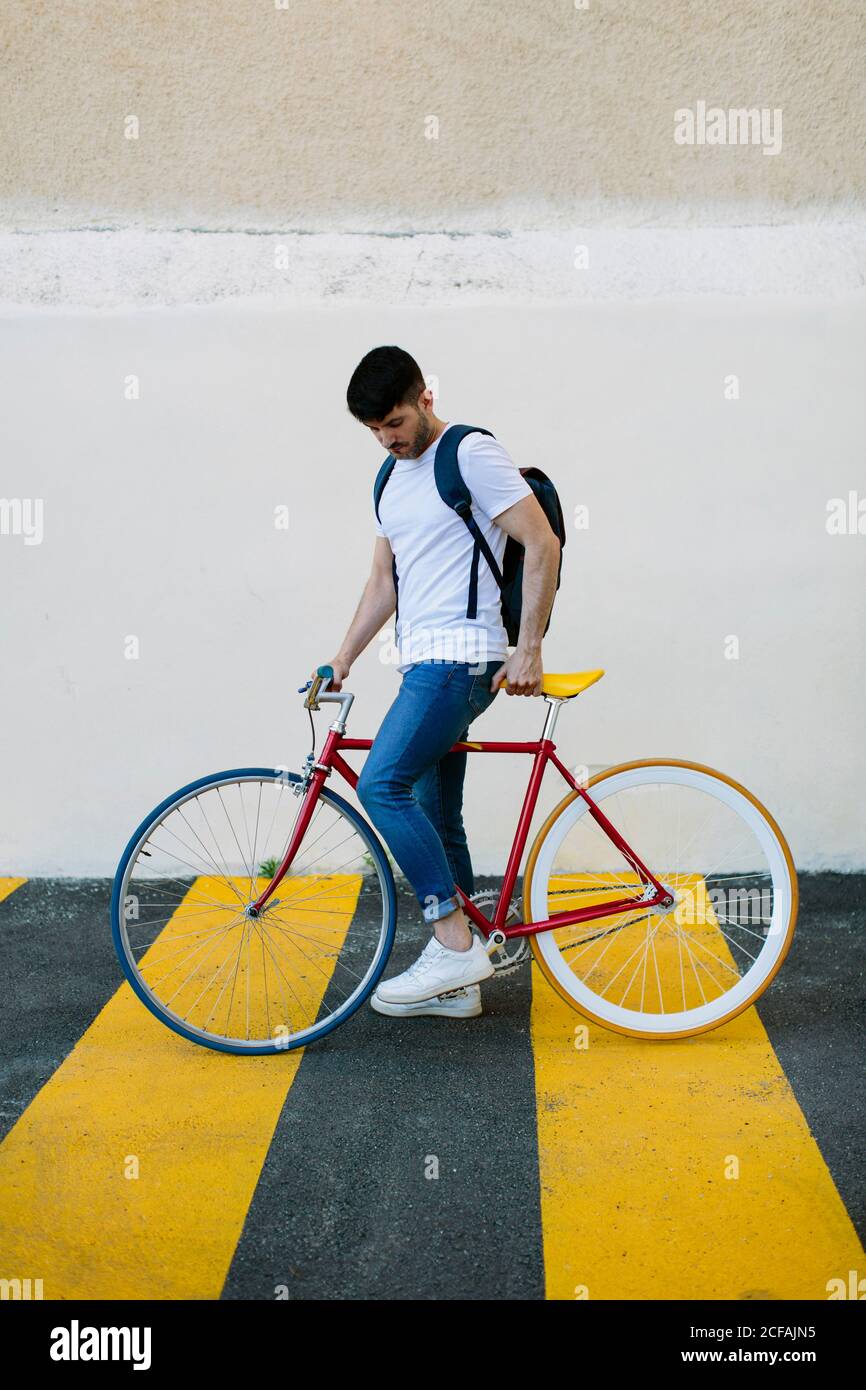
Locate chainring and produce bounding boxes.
[469,889,531,975]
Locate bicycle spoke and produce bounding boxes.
[117,773,394,1049]
[262,917,367,989]
[216,785,256,887]
[532,763,794,1031]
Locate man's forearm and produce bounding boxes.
[336,574,396,665]
[515,535,560,651]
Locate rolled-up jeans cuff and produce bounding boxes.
[423,893,459,924]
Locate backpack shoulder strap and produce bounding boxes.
[372,451,401,618]
[372,452,397,523]
[432,424,493,514]
[434,424,505,617]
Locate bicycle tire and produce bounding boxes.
[111,767,398,1054]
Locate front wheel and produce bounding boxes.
[111,768,397,1053]
[523,759,798,1039]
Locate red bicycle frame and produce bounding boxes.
[251,728,672,938]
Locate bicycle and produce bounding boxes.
[111,664,798,1054]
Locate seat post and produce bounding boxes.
[541,696,565,743]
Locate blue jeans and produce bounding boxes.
[356,659,502,923]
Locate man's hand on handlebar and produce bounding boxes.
[312,656,351,692]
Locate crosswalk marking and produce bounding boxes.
[0,877,26,904]
[2,873,862,1300]
[0,874,361,1299]
[531,875,864,1299]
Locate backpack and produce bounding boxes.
[372,423,565,646]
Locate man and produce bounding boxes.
[316,345,560,1019]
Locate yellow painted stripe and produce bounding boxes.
[543,872,747,1011]
[533,874,865,1299]
[0,877,27,903]
[0,874,361,1300]
[130,873,364,1041]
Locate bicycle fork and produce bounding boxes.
[249,686,356,917]
[246,765,327,918]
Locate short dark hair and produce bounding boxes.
[346,345,426,423]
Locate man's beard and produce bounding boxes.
[403,412,436,459]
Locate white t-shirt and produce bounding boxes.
[374,424,532,672]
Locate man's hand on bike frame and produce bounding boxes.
[492,643,544,697]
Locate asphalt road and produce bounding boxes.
[0,872,863,1300]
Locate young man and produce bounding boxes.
[316,345,560,1018]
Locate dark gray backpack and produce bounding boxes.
[373,423,565,644]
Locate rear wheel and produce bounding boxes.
[523,759,798,1039]
[111,768,397,1053]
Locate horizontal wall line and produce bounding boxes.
[2,222,865,312]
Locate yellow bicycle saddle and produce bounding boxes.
[502,669,605,699]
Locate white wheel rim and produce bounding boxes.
[530,765,793,1034]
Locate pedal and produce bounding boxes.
[468,890,530,975]
[485,930,508,955]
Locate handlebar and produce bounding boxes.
[298,664,355,727]
[298,664,334,710]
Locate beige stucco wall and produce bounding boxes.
[1,0,864,231]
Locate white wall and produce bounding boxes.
[3,271,864,874]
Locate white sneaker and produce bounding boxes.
[374,934,495,1004]
[369,983,482,1019]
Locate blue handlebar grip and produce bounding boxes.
[317,664,334,680]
